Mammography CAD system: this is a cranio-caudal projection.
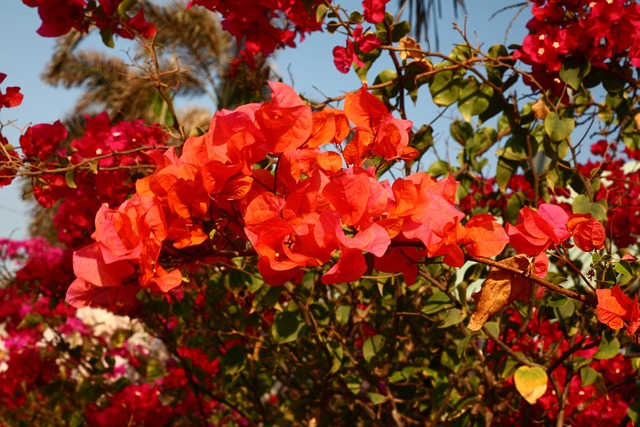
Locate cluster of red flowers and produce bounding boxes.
[579,140,640,249]
[22,0,156,39]
[0,73,24,186]
[491,308,636,425]
[187,0,325,66]
[18,113,169,247]
[515,0,640,96]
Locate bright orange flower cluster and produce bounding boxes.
[67,83,511,309]
[596,285,640,340]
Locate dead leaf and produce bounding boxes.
[468,255,533,331]
[532,99,550,120]
[398,37,424,61]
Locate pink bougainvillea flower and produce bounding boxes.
[362,0,390,23]
[507,203,570,255]
[19,120,68,160]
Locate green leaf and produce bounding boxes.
[222,345,246,375]
[99,28,115,48]
[496,134,529,161]
[579,366,600,387]
[438,308,465,328]
[326,341,344,374]
[559,57,591,91]
[514,366,548,404]
[422,291,454,314]
[544,112,575,142]
[65,169,77,189]
[363,334,385,363]
[457,79,493,122]
[116,0,138,16]
[497,158,518,192]
[367,392,386,405]
[335,305,351,326]
[572,194,608,221]
[628,399,640,424]
[272,311,305,344]
[315,4,329,22]
[593,336,620,360]
[430,68,460,106]
[344,373,361,394]
[548,295,568,307]
[428,160,451,178]
[450,120,473,145]
[372,69,398,100]
[614,260,633,277]
[390,20,411,42]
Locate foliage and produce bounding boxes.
[1,0,640,425]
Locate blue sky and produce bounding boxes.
[0,1,528,240]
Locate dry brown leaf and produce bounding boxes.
[532,99,550,120]
[398,37,424,61]
[468,255,533,331]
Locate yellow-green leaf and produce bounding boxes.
[514,366,548,404]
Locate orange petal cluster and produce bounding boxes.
[67,83,512,308]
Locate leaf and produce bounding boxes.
[580,366,600,387]
[468,255,533,331]
[222,345,246,375]
[65,169,77,189]
[326,341,344,374]
[422,291,454,314]
[367,392,386,405]
[363,335,385,363]
[496,157,517,192]
[572,194,608,221]
[272,311,305,344]
[559,57,591,91]
[335,305,351,326]
[593,335,620,360]
[615,260,633,277]
[438,308,466,328]
[457,79,493,122]
[429,68,460,106]
[544,112,575,142]
[514,366,548,404]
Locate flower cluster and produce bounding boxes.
[66,83,513,310]
[187,0,325,66]
[22,0,156,39]
[515,0,640,96]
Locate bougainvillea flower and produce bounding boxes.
[596,285,640,338]
[66,278,142,314]
[0,73,24,109]
[462,213,509,258]
[19,120,68,160]
[72,243,135,288]
[333,26,381,74]
[138,238,183,292]
[306,108,351,148]
[92,195,168,263]
[567,213,606,251]
[506,204,570,255]
[321,247,368,284]
[255,82,312,154]
[362,0,391,23]
[30,0,88,37]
